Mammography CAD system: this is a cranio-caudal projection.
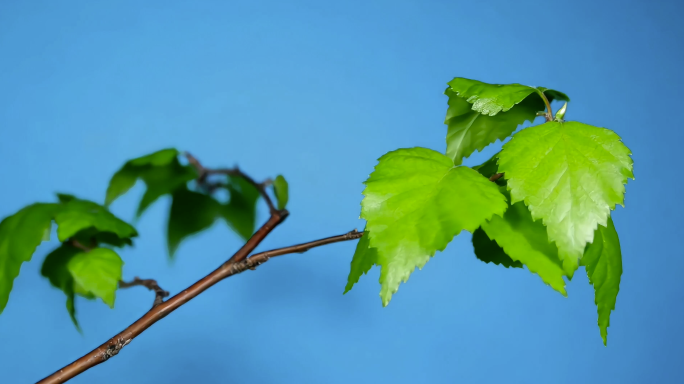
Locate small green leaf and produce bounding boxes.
[104,148,198,217]
[67,248,123,308]
[105,148,180,206]
[344,230,378,294]
[446,78,569,116]
[273,175,289,210]
[361,147,508,305]
[444,78,568,165]
[582,217,622,345]
[167,188,221,257]
[480,191,567,295]
[471,228,522,268]
[220,175,260,240]
[41,244,82,330]
[54,197,137,242]
[0,203,60,314]
[498,121,633,277]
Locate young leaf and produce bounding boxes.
[54,197,137,242]
[167,188,221,257]
[0,203,60,314]
[344,230,378,294]
[471,228,522,268]
[41,244,82,329]
[105,148,179,205]
[444,78,569,165]
[67,248,123,308]
[480,193,567,295]
[447,78,569,116]
[361,147,508,305]
[273,175,289,210]
[582,217,622,345]
[498,121,633,277]
[104,148,198,217]
[220,175,260,240]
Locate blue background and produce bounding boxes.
[1,0,682,383]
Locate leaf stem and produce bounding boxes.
[537,91,554,122]
[184,152,278,214]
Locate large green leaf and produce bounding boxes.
[0,203,60,314]
[344,230,378,294]
[471,228,522,269]
[444,78,569,165]
[480,191,567,295]
[361,147,508,305]
[67,248,123,308]
[498,121,633,277]
[104,148,198,217]
[41,244,83,329]
[582,217,622,345]
[220,175,260,240]
[167,188,221,257]
[273,175,289,210]
[54,198,137,242]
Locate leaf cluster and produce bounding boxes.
[345,77,633,345]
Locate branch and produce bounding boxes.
[37,218,364,383]
[489,173,504,182]
[119,278,170,308]
[184,152,278,214]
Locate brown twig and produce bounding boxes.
[489,173,504,182]
[37,216,365,383]
[184,152,278,214]
[119,278,170,308]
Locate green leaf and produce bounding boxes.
[167,188,221,257]
[344,230,378,294]
[220,175,260,240]
[54,198,137,242]
[444,78,568,165]
[105,148,179,206]
[273,175,289,210]
[67,248,123,308]
[581,217,622,345]
[447,78,569,116]
[361,147,508,305]
[498,121,633,276]
[41,244,82,330]
[480,191,567,295]
[0,203,60,314]
[471,228,522,268]
[104,148,198,217]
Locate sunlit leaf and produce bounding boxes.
[361,147,507,305]
[498,121,633,276]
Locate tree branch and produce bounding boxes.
[118,278,170,308]
[37,217,364,384]
[184,152,278,214]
